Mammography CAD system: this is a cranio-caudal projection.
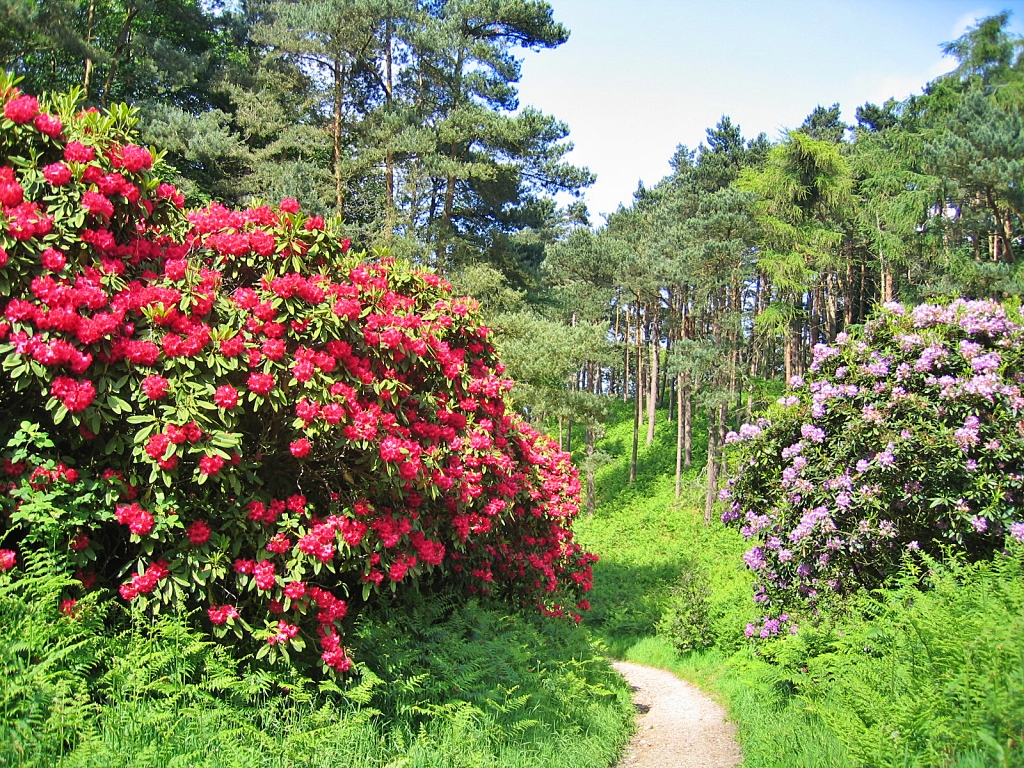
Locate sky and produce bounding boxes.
[514,0,1024,222]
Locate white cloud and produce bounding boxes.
[866,74,928,104]
[929,55,959,79]
[950,8,994,36]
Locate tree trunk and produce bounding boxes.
[750,274,761,379]
[630,306,642,484]
[637,307,646,434]
[100,2,139,108]
[717,400,729,482]
[437,44,466,264]
[384,17,395,233]
[683,381,692,467]
[809,287,821,348]
[442,144,458,227]
[82,0,96,97]
[333,54,346,217]
[985,187,1014,263]
[859,262,867,325]
[630,372,640,485]
[675,371,684,498]
[826,273,840,340]
[784,325,794,384]
[613,303,621,397]
[586,427,596,516]
[646,307,658,446]
[622,304,630,403]
[703,412,719,525]
[845,253,855,327]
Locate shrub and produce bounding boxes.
[655,559,716,652]
[0,74,594,672]
[723,299,1024,625]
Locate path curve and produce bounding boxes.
[612,661,743,768]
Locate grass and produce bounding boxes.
[573,398,757,657]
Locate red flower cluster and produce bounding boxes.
[186,520,212,546]
[4,94,39,124]
[51,377,96,412]
[207,603,239,625]
[118,559,169,600]
[115,503,154,536]
[141,375,170,400]
[214,384,238,409]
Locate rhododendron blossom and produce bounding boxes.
[115,503,154,536]
[186,520,212,546]
[4,95,39,123]
[141,375,170,400]
[214,384,238,409]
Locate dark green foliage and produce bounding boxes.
[353,591,634,764]
[656,561,715,653]
[799,103,848,144]
[727,549,1024,768]
[0,0,228,109]
[0,551,106,761]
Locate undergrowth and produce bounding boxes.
[0,551,632,768]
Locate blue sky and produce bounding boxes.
[515,1,1024,221]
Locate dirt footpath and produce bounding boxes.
[612,661,743,768]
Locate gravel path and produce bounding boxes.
[612,661,743,768]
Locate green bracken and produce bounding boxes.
[0,550,633,768]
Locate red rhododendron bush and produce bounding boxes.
[0,75,594,671]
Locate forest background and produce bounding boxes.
[4,3,1024,766]
[6,1,1024,498]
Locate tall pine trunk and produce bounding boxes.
[586,427,596,516]
[683,381,692,468]
[83,0,96,97]
[629,377,640,485]
[675,371,684,498]
[704,411,719,525]
[646,307,658,446]
[630,301,642,484]
[333,55,345,217]
[100,2,139,107]
[383,18,395,233]
[622,304,630,403]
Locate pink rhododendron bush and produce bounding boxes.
[723,300,1024,637]
[0,76,594,671]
